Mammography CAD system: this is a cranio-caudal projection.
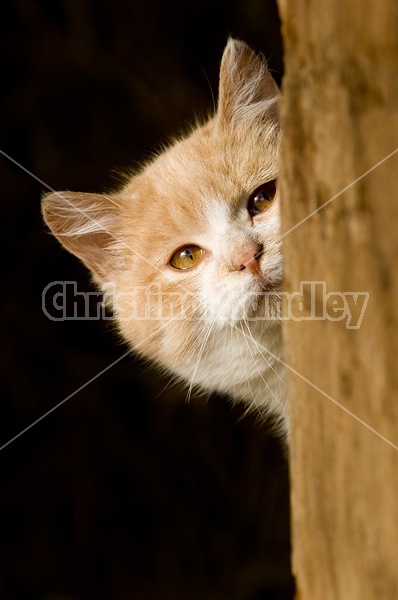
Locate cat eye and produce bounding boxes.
[247,180,277,216]
[169,245,203,270]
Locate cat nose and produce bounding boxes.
[237,245,263,275]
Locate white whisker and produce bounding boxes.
[241,319,285,387]
[185,320,217,403]
[241,319,279,407]
[237,322,263,418]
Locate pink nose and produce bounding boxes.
[237,246,263,275]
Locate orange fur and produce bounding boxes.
[42,39,287,432]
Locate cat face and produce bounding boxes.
[42,39,285,422]
[117,117,281,318]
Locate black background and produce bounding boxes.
[0,1,293,599]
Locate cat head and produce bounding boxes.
[42,39,282,390]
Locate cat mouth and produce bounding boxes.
[258,270,283,293]
[240,271,282,320]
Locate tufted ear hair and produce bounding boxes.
[217,38,279,128]
[42,190,124,283]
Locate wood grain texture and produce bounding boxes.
[277,1,398,598]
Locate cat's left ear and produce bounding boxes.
[217,38,279,128]
[42,190,124,284]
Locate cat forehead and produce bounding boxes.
[120,119,279,243]
[136,120,277,201]
[129,167,236,242]
[160,120,278,184]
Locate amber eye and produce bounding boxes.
[169,245,203,270]
[247,180,277,216]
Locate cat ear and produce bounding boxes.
[217,38,279,128]
[42,190,123,283]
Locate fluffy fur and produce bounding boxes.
[42,39,287,432]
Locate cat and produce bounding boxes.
[42,38,287,433]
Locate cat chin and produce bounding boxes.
[165,317,286,426]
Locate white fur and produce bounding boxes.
[42,39,288,435]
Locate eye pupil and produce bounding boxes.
[248,180,277,216]
[254,191,270,205]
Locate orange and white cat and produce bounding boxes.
[42,39,287,431]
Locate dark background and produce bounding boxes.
[0,1,293,599]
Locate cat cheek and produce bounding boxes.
[253,212,281,239]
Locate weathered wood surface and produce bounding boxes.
[277,1,398,598]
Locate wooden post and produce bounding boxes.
[277,1,398,598]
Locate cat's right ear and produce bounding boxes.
[42,190,124,283]
[217,38,279,129]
